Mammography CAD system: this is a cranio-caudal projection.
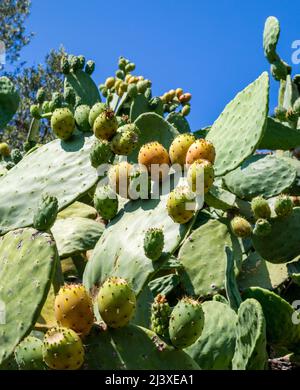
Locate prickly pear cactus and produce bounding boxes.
[0,228,58,366]
[14,336,47,370]
[0,77,20,129]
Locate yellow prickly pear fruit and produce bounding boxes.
[54,284,94,337]
[187,158,214,194]
[186,139,216,165]
[169,133,196,167]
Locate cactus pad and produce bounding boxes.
[223,154,296,200]
[206,72,269,176]
[0,133,98,235]
[0,228,58,365]
[0,77,20,129]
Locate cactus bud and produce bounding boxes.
[85,60,95,75]
[30,104,41,119]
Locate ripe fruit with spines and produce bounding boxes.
[110,123,140,156]
[169,133,195,167]
[108,161,132,198]
[251,196,271,219]
[138,142,170,181]
[97,276,136,328]
[274,195,294,217]
[43,327,85,370]
[0,142,10,157]
[230,216,252,238]
[88,102,107,127]
[151,294,172,339]
[33,194,58,231]
[143,227,164,261]
[169,297,204,349]
[253,218,272,237]
[93,108,118,140]
[94,184,118,220]
[90,139,113,168]
[187,158,214,194]
[74,104,91,132]
[179,93,192,104]
[51,107,75,141]
[54,284,94,337]
[186,139,216,165]
[166,185,196,224]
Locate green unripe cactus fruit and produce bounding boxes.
[43,327,85,370]
[42,100,51,113]
[50,92,63,110]
[110,124,140,156]
[33,194,58,231]
[64,87,76,107]
[118,56,127,70]
[253,218,272,237]
[36,87,46,104]
[251,196,271,219]
[11,148,23,164]
[125,62,136,73]
[150,294,172,339]
[14,336,46,370]
[85,60,95,75]
[97,276,136,328]
[137,80,149,94]
[143,227,164,261]
[77,55,85,70]
[187,158,214,194]
[61,57,70,74]
[169,297,204,349]
[74,104,91,132]
[93,109,118,141]
[54,284,94,337]
[88,102,107,127]
[274,195,294,217]
[0,142,10,157]
[90,139,113,168]
[169,133,196,167]
[166,185,196,224]
[127,83,138,98]
[51,107,75,140]
[30,104,41,119]
[94,185,118,220]
[181,104,191,116]
[115,69,125,80]
[230,216,252,238]
[70,56,81,72]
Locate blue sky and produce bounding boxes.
[15,0,300,130]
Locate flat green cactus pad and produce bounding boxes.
[64,69,101,107]
[57,201,97,219]
[166,112,191,134]
[51,217,104,258]
[128,112,178,162]
[205,185,236,211]
[237,251,289,290]
[242,287,300,351]
[232,299,268,370]
[83,182,190,295]
[0,77,20,130]
[0,228,58,366]
[259,117,300,150]
[206,72,269,176]
[0,133,98,235]
[185,301,237,370]
[252,208,300,263]
[84,324,199,370]
[263,16,280,63]
[283,75,299,110]
[223,154,296,200]
[130,94,163,122]
[179,219,242,297]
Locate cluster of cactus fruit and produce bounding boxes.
[2,16,300,370]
